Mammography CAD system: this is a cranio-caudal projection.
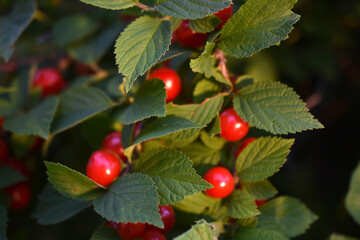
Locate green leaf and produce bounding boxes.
[345,160,360,225]
[227,190,260,219]
[236,137,294,182]
[52,14,98,47]
[157,0,231,20]
[234,75,255,90]
[162,94,224,147]
[132,116,203,146]
[329,233,359,240]
[233,81,324,134]
[116,79,166,124]
[115,16,172,92]
[235,228,289,240]
[0,205,7,240]
[257,196,318,238]
[133,147,212,205]
[218,0,300,59]
[190,43,216,78]
[68,25,121,64]
[174,192,221,215]
[241,179,278,200]
[79,0,136,10]
[91,225,120,240]
[0,0,35,62]
[193,78,221,104]
[93,173,163,228]
[51,87,114,135]
[3,97,59,139]
[174,219,219,240]
[33,184,91,225]
[189,15,221,33]
[0,166,27,189]
[45,162,105,201]
[80,115,115,148]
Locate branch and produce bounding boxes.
[136,2,155,11]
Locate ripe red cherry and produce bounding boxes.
[255,199,267,207]
[117,222,146,240]
[214,4,233,29]
[0,139,9,163]
[219,108,249,142]
[235,137,258,158]
[86,150,121,187]
[74,62,95,76]
[102,132,127,162]
[105,220,118,229]
[4,158,31,178]
[141,230,167,240]
[3,182,31,211]
[148,205,175,233]
[204,167,234,198]
[33,68,65,97]
[174,20,207,48]
[148,68,182,102]
[0,117,4,128]
[133,121,142,140]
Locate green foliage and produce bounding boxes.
[157,0,231,20]
[115,79,166,124]
[45,162,105,200]
[233,81,324,134]
[93,173,163,227]
[174,219,219,240]
[236,137,294,182]
[190,43,216,78]
[0,166,26,189]
[345,160,360,225]
[193,78,221,104]
[0,0,35,62]
[241,179,278,200]
[115,16,172,92]
[4,97,59,139]
[79,0,136,10]
[133,147,212,205]
[91,225,119,240]
[189,15,221,33]
[33,184,91,224]
[235,228,289,240]
[329,233,359,240]
[226,190,260,219]
[174,192,220,215]
[218,0,300,58]
[257,196,318,238]
[0,205,7,240]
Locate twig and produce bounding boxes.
[136,2,155,11]
[215,49,230,80]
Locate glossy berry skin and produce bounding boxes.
[174,20,207,48]
[214,4,233,29]
[86,150,121,187]
[255,199,267,207]
[117,222,146,240]
[204,167,234,198]
[148,205,175,233]
[33,68,65,97]
[3,182,31,211]
[235,137,258,158]
[219,108,249,142]
[0,139,9,163]
[141,230,167,240]
[148,68,182,102]
[102,132,127,161]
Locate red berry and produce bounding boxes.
[105,220,118,229]
[0,117,4,128]
[219,108,249,142]
[174,20,207,48]
[3,182,31,211]
[33,68,65,97]
[102,132,127,162]
[133,121,142,140]
[148,68,182,102]
[4,158,31,178]
[74,62,95,76]
[235,137,258,158]
[148,205,175,233]
[204,167,234,198]
[117,222,146,240]
[255,199,267,207]
[0,139,9,163]
[214,4,233,30]
[86,150,121,187]
[141,230,167,240]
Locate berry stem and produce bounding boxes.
[215,49,230,80]
[136,2,155,11]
